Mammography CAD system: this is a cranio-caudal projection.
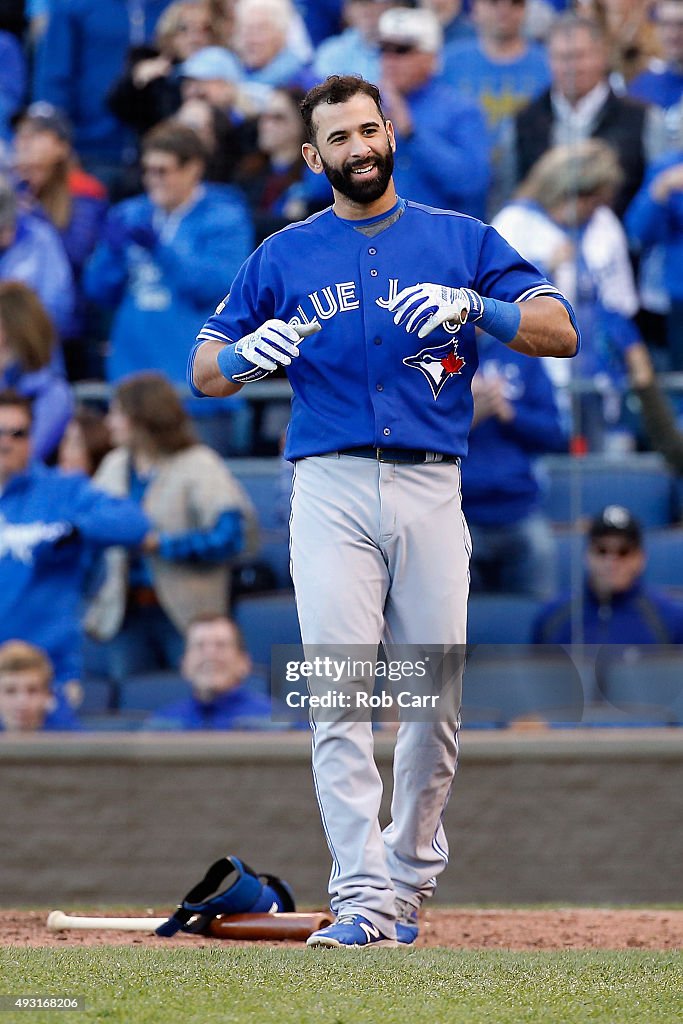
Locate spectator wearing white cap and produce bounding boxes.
[378,6,490,218]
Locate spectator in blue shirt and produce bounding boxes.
[376,6,489,218]
[442,0,550,212]
[144,614,274,730]
[83,120,253,388]
[0,640,81,733]
[0,389,151,691]
[532,505,683,646]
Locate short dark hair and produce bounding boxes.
[0,389,32,422]
[142,120,208,165]
[300,75,386,145]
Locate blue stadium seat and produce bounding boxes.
[233,593,302,671]
[227,458,286,531]
[78,678,114,714]
[118,671,188,712]
[554,530,586,592]
[598,652,683,724]
[80,714,143,732]
[538,454,675,526]
[643,528,683,592]
[467,594,542,647]
[462,648,585,725]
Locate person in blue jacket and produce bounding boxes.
[0,639,82,733]
[83,120,254,389]
[0,389,151,692]
[532,505,683,646]
[32,0,171,189]
[144,614,274,731]
[461,331,568,598]
[376,7,489,220]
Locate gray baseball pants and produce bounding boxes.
[289,453,470,936]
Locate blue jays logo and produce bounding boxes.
[403,341,466,400]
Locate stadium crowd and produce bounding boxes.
[1,0,683,731]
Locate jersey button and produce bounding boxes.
[374,337,382,345]
[368,247,377,255]
[383,427,391,437]
[376,383,384,392]
[370,269,378,277]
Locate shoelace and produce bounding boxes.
[335,914,360,925]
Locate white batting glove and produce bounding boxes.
[236,320,303,371]
[219,320,320,383]
[389,284,484,339]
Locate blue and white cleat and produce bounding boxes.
[306,914,398,949]
[395,902,419,945]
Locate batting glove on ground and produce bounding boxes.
[389,284,484,338]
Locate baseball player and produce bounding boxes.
[189,75,579,949]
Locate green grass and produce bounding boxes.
[1,948,682,1024]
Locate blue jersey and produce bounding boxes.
[194,198,573,461]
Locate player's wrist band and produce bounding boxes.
[216,343,258,383]
[476,296,521,344]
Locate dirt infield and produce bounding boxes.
[2,909,682,950]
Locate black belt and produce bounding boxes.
[336,447,458,465]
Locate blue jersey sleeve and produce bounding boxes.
[196,243,277,349]
[474,223,580,351]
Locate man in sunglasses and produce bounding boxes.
[0,390,150,702]
[377,6,489,218]
[533,504,683,646]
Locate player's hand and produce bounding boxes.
[236,320,304,372]
[389,284,484,338]
[217,319,320,383]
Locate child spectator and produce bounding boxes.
[0,640,81,733]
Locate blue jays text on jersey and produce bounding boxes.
[191,199,577,461]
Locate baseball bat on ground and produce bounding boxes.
[47,911,167,932]
[46,910,333,939]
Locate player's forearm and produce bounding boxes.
[507,296,578,358]
[190,341,244,398]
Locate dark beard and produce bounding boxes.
[321,143,395,205]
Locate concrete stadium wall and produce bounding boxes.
[2,730,682,909]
